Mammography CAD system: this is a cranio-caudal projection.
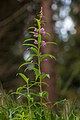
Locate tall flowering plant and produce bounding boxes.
[16,8,57,120]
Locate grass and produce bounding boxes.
[0,93,80,120]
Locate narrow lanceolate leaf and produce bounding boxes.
[19,61,38,69]
[24,38,35,43]
[23,43,38,49]
[19,62,33,69]
[30,47,38,55]
[29,82,48,88]
[30,92,40,97]
[28,27,35,30]
[38,34,41,44]
[40,74,47,80]
[46,32,51,36]
[17,73,29,84]
[41,73,50,80]
[46,42,57,45]
[34,18,40,29]
[31,67,40,80]
[16,85,26,92]
[29,31,35,34]
[39,91,48,98]
[40,53,56,62]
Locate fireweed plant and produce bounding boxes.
[16,9,57,120]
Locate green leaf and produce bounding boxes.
[30,92,40,97]
[69,114,75,120]
[29,81,48,88]
[30,47,38,55]
[46,32,51,36]
[46,42,57,45]
[19,61,38,69]
[40,53,56,62]
[25,53,37,61]
[23,43,38,49]
[31,68,40,80]
[42,91,48,97]
[17,73,29,84]
[34,18,40,29]
[39,91,48,98]
[19,62,32,69]
[29,97,34,103]
[24,38,35,43]
[40,73,50,80]
[28,27,35,30]
[29,31,35,34]
[40,74,47,80]
[14,91,22,95]
[42,102,48,107]
[38,34,41,44]
[16,85,26,92]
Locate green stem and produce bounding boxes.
[27,83,32,120]
[38,38,42,120]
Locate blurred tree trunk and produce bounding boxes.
[0,0,39,91]
[41,0,57,102]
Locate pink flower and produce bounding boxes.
[31,60,33,63]
[40,52,42,55]
[34,28,37,32]
[34,40,38,44]
[40,27,45,35]
[42,72,45,74]
[44,59,48,62]
[34,32,38,37]
[42,41,47,47]
[31,60,35,63]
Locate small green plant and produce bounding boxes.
[15,7,56,120]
